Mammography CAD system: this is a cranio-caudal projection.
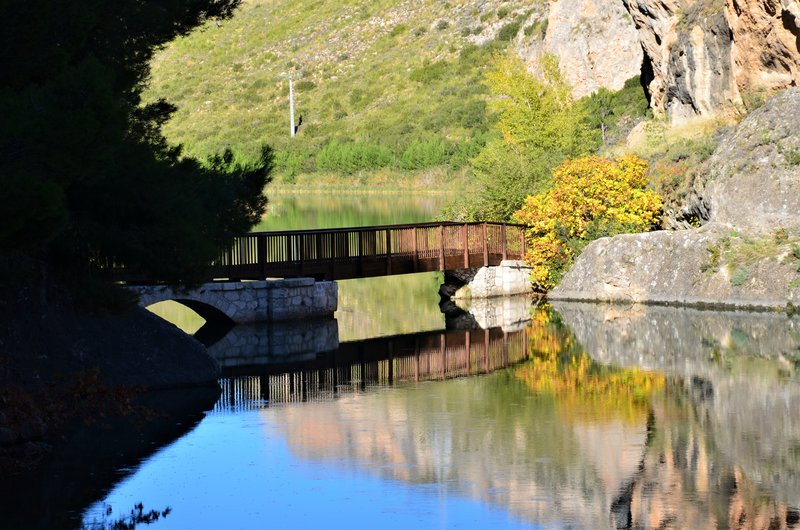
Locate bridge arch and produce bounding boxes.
[128,279,337,324]
[134,285,241,326]
[170,299,234,327]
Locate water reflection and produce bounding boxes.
[73,302,800,530]
[254,192,447,232]
[552,301,800,502]
[214,327,528,409]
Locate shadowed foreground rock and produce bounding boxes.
[1,256,220,390]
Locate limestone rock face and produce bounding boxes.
[621,0,800,120]
[670,87,800,233]
[726,0,800,96]
[550,223,800,307]
[531,0,644,98]
[705,89,800,233]
[619,0,680,115]
[551,89,800,308]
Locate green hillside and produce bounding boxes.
[146,0,543,186]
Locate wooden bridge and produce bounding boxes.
[111,221,527,283]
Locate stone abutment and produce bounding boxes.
[131,278,337,324]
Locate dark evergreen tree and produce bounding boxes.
[0,0,271,284]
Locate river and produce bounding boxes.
[9,192,800,529]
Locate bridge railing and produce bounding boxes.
[212,221,527,281]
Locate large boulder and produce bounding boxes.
[551,88,800,308]
[0,256,220,391]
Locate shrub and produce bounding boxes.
[514,155,663,290]
[274,149,309,181]
[390,24,408,37]
[730,266,749,286]
[447,133,489,168]
[496,17,523,42]
[409,60,449,85]
[295,80,316,91]
[784,148,800,166]
[349,89,364,106]
[316,141,393,174]
[578,76,650,145]
[398,138,447,170]
[436,20,450,30]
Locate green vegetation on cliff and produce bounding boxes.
[146,0,543,185]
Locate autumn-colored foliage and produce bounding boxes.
[446,52,599,221]
[513,155,662,289]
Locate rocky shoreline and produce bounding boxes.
[551,89,800,310]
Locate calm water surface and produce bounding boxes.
[79,302,800,529]
[253,191,447,231]
[35,192,800,528]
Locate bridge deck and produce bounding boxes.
[217,221,527,281]
[112,222,527,283]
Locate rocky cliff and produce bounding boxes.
[550,88,800,309]
[513,0,798,121]
[515,0,644,99]
[621,0,799,120]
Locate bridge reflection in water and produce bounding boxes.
[214,327,527,412]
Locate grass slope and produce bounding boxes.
[147,0,541,185]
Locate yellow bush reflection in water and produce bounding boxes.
[517,307,665,424]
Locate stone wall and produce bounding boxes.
[132,278,338,323]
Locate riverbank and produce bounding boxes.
[269,166,470,194]
[0,255,220,465]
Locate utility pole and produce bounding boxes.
[279,72,295,138]
[288,76,295,138]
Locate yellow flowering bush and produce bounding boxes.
[513,155,662,289]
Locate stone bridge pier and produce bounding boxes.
[131,278,337,324]
[440,260,534,300]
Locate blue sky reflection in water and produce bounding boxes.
[81,300,800,529]
[83,401,537,530]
